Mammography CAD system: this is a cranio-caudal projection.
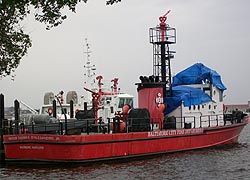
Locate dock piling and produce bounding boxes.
[14,99,20,134]
[0,94,5,162]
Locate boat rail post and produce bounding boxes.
[84,102,87,111]
[160,118,163,130]
[20,123,24,134]
[130,118,133,132]
[208,116,211,127]
[59,121,63,135]
[31,121,34,133]
[0,94,5,162]
[0,94,3,132]
[193,117,196,128]
[98,117,102,133]
[107,118,110,134]
[126,118,129,133]
[150,119,153,131]
[44,123,47,133]
[200,116,202,128]
[86,119,89,135]
[216,115,219,126]
[180,116,183,128]
[183,117,186,128]
[52,100,57,118]
[117,117,120,133]
[70,100,73,118]
[113,117,116,133]
[14,100,20,134]
[8,120,13,134]
[223,114,226,125]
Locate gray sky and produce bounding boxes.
[1,0,250,108]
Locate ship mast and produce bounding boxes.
[83,38,96,89]
[149,10,176,96]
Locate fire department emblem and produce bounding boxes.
[155,92,163,107]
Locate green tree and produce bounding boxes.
[0,0,121,77]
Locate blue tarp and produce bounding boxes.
[164,63,226,115]
[164,85,212,115]
[172,63,227,91]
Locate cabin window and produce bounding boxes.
[198,105,200,110]
[209,105,211,110]
[193,105,196,110]
[204,87,211,97]
[189,106,191,111]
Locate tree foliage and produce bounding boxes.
[0,0,121,77]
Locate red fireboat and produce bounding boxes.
[3,11,249,164]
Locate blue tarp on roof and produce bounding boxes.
[172,63,227,91]
[164,85,212,115]
[164,63,226,115]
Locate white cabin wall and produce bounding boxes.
[166,86,225,129]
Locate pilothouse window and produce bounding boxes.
[118,98,133,108]
[118,98,125,108]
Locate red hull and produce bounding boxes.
[3,120,248,163]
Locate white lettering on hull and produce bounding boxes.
[7,135,61,142]
[148,128,203,137]
[19,145,44,150]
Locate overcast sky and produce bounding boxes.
[1,0,250,108]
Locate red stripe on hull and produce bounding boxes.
[3,122,247,163]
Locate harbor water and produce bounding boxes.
[0,124,250,180]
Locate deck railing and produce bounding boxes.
[2,113,245,136]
